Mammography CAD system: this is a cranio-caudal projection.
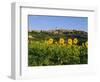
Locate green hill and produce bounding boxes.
[28,29,88,45]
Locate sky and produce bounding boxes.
[28,15,88,32]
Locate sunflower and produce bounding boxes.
[59,38,65,45]
[73,38,78,44]
[68,38,72,45]
[47,38,53,45]
[85,41,88,48]
[82,43,85,47]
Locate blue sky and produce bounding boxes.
[28,15,88,32]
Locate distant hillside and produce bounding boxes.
[28,29,88,45]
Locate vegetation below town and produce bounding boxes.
[28,29,88,66]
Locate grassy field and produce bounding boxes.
[28,30,88,66]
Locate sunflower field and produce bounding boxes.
[28,30,88,66]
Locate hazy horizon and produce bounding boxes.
[28,27,87,32]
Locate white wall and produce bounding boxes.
[0,0,100,81]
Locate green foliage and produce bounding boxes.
[29,30,87,45]
[28,30,88,66]
[28,41,88,66]
[80,46,88,64]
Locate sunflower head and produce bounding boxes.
[68,38,72,45]
[82,43,85,47]
[59,38,65,45]
[85,41,88,48]
[47,38,53,45]
[73,38,78,44]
